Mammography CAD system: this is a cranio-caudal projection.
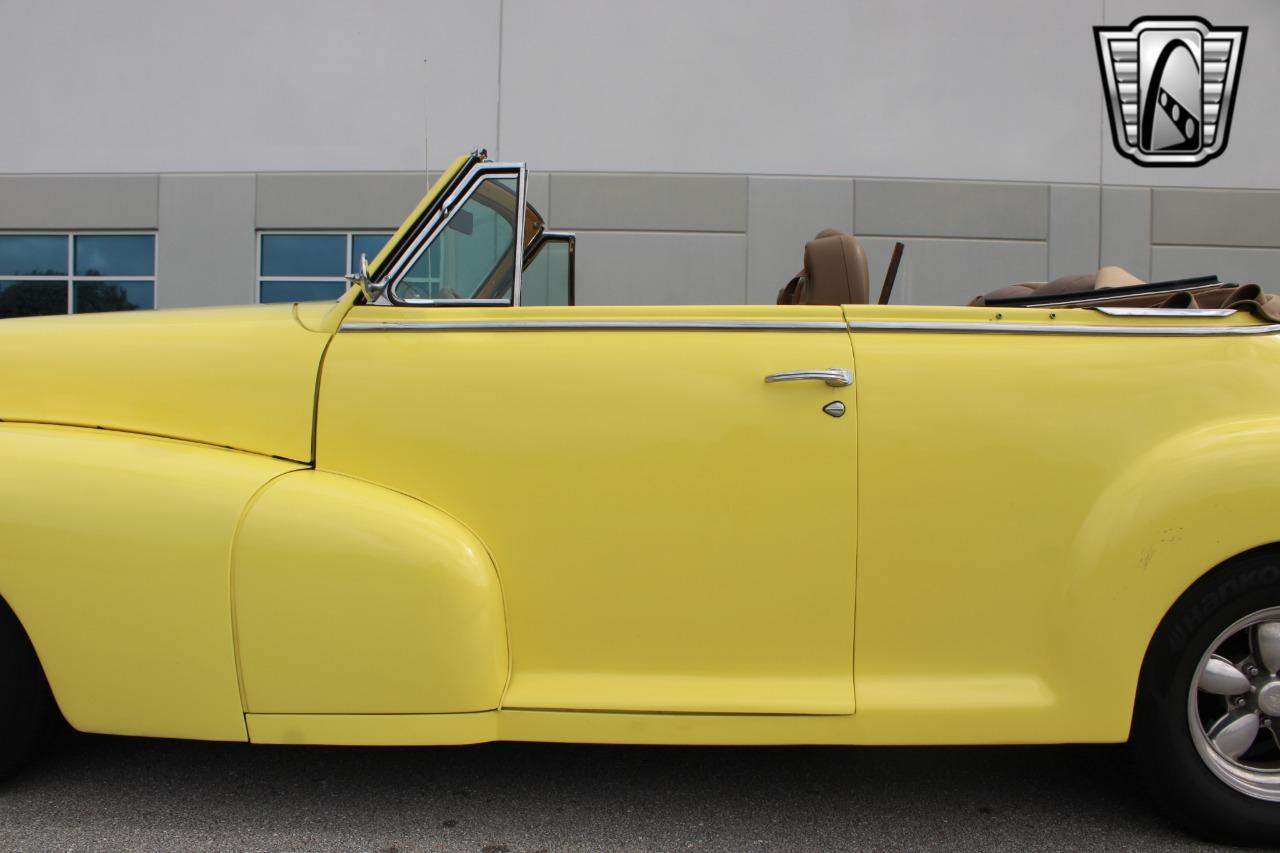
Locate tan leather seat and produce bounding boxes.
[776,229,870,305]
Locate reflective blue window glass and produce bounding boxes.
[350,234,392,273]
[259,280,349,304]
[0,281,67,318]
[72,281,155,313]
[260,235,345,277]
[0,235,68,276]
[73,235,155,277]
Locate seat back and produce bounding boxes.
[776,229,870,305]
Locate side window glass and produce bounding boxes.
[522,236,575,306]
[394,175,519,303]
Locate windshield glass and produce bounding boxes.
[393,175,520,302]
[365,153,473,281]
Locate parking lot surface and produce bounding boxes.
[0,731,1253,851]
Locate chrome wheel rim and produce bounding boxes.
[1188,606,1280,801]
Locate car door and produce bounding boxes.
[318,159,857,716]
[317,303,859,716]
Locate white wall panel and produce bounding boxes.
[499,0,1103,182]
[0,0,500,173]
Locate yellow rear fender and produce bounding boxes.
[0,423,303,741]
[1058,417,1280,734]
[232,470,509,716]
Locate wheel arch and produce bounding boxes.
[0,590,58,713]
[0,422,301,741]
[1054,417,1280,737]
[1132,542,1280,724]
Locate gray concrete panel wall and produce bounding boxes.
[861,238,1048,306]
[746,177,855,304]
[1048,186,1101,281]
[573,232,747,305]
[855,181,1049,241]
[157,175,256,307]
[549,175,748,232]
[256,173,434,230]
[525,174,551,225]
[1100,188,1153,281]
[1151,247,1280,287]
[1151,189,1280,249]
[0,176,157,230]
[2,171,1280,309]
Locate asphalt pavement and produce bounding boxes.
[0,730,1256,851]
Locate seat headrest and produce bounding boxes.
[802,231,869,305]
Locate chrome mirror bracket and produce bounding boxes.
[345,253,387,303]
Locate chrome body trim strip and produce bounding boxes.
[385,298,511,307]
[340,318,1280,338]
[512,164,527,307]
[1095,306,1238,317]
[847,320,1280,337]
[340,320,849,333]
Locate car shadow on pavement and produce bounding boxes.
[0,732,1250,852]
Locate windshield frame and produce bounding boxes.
[374,160,528,308]
[364,152,476,283]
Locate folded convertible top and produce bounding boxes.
[971,274,1280,323]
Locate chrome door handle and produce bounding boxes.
[764,368,853,387]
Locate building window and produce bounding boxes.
[0,233,156,319]
[258,232,393,303]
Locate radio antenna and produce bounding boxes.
[422,58,431,171]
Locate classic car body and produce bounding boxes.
[1,151,1278,841]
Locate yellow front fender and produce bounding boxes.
[232,470,509,716]
[0,424,301,741]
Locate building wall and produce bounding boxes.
[1,0,1277,308]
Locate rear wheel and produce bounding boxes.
[0,600,54,782]
[1132,550,1280,845]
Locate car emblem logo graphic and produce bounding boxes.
[1094,17,1246,167]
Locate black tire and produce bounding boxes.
[1131,548,1280,846]
[0,598,54,783]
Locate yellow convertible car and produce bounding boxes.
[2,151,1279,844]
